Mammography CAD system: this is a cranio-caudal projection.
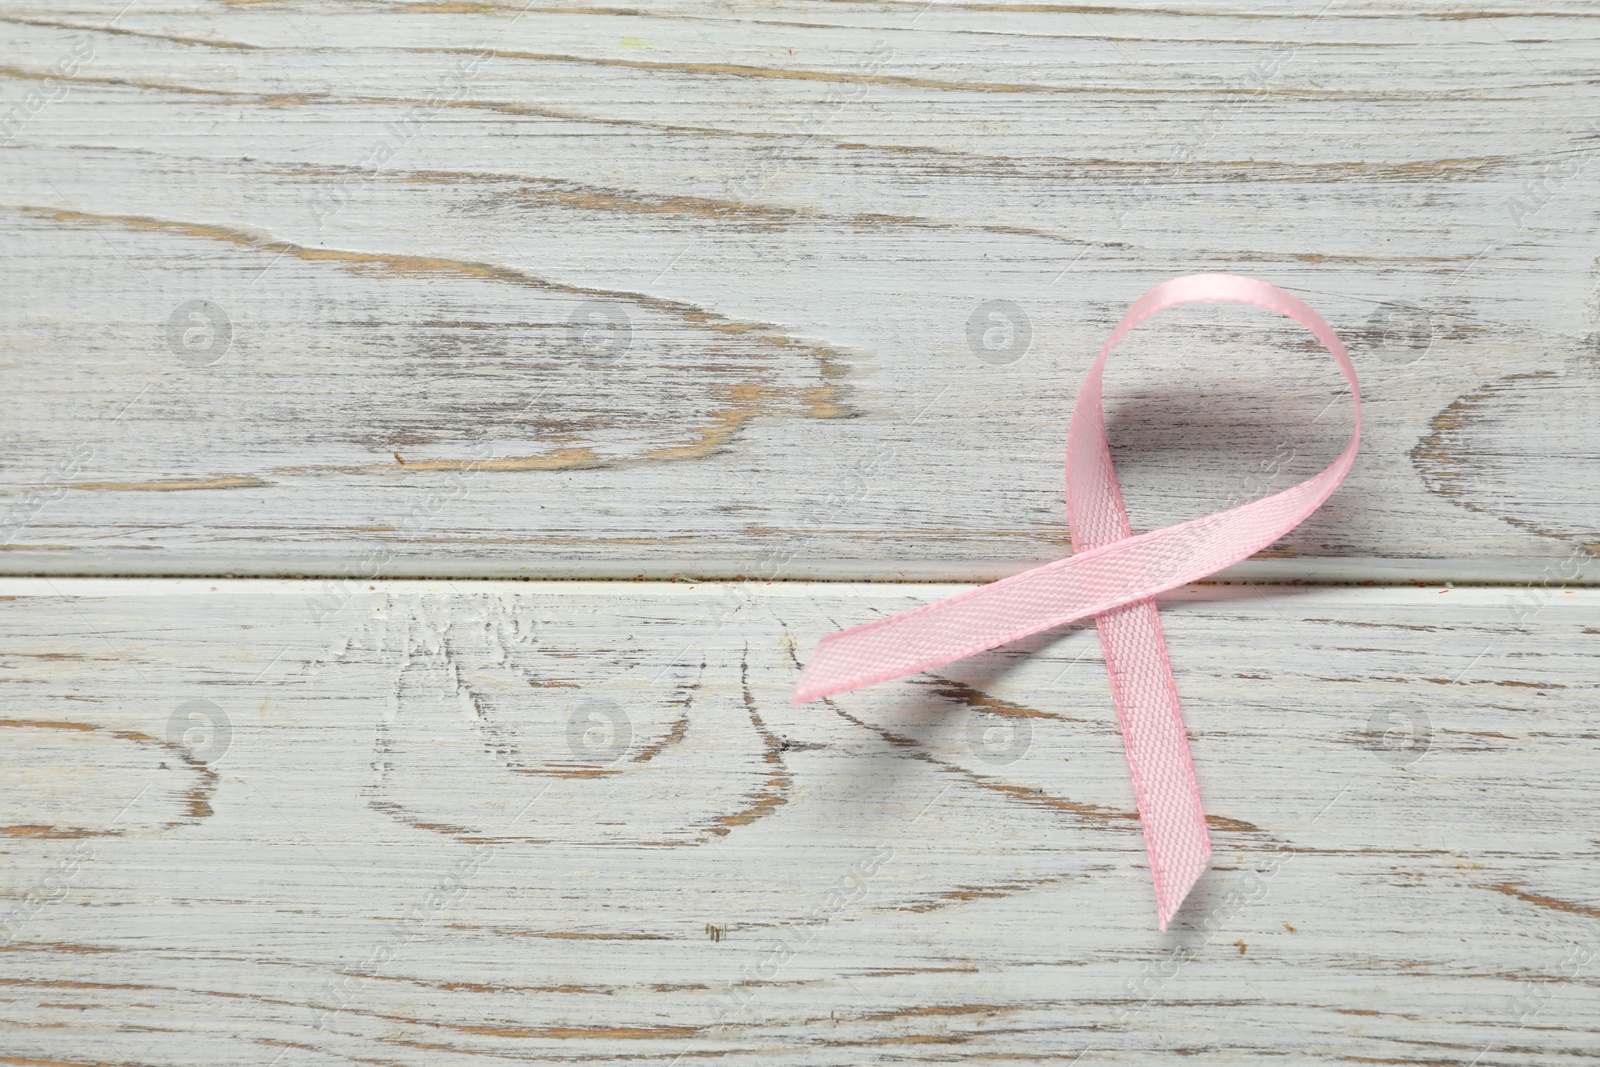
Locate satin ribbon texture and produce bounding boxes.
[791,274,1362,930]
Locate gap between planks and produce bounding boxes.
[2,556,1598,586]
[1,577,1591,604]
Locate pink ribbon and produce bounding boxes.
[792,274,1361,929]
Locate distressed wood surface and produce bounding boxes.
[1,580,1597,1064]
[5,4,1599,1064]
[2,1,1599,579]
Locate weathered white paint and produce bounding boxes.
[1,2,1597,578]
[0,581,1596,1064]
[2,3,1597,1062]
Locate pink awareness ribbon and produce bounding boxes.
[792,274,1361,929]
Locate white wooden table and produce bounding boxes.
[2,2,1597,1063]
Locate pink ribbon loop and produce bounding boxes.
[792,274,1362,929]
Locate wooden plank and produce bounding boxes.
[2,2,1598,579]
[0,579,1596,1063]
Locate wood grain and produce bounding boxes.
[1,579,1597,1064]
[4,5,1597,1062]
[2,1,1597,579]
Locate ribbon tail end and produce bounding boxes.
[790,651,832,706]
[1154,839,1212,932]
[791,635,868,705]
